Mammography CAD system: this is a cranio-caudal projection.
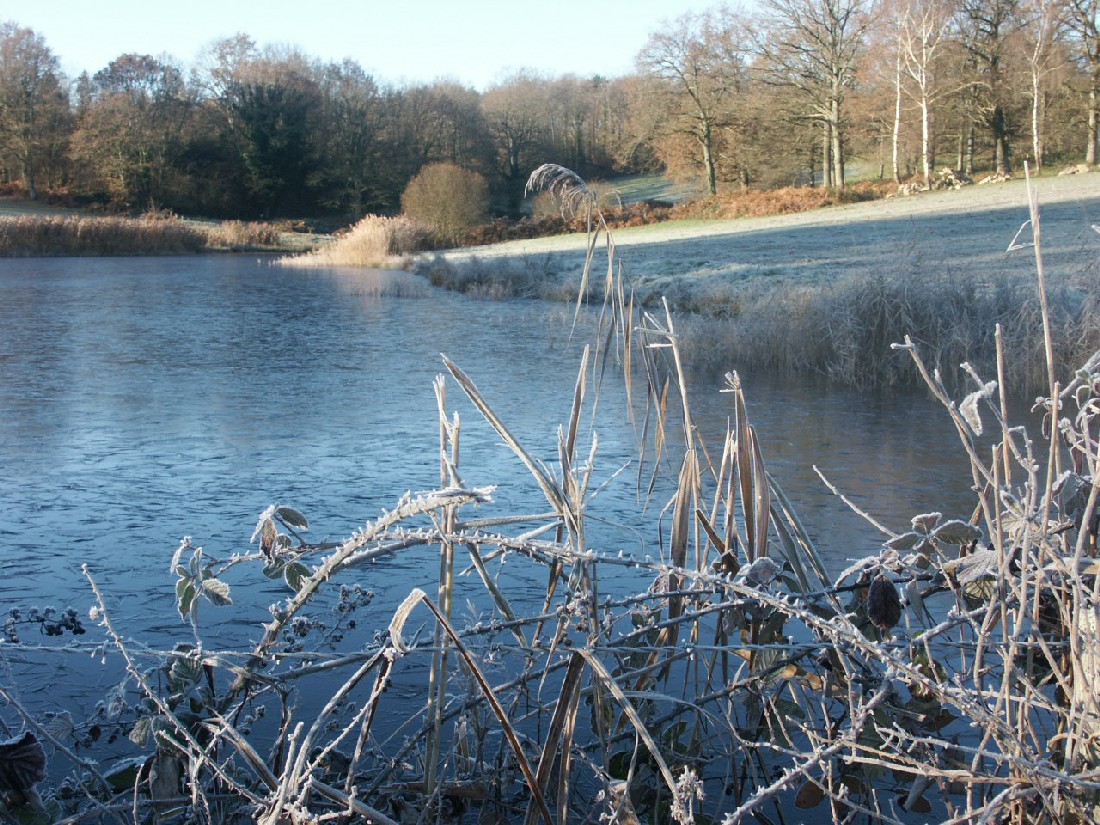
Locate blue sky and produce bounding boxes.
[13,0,718,90]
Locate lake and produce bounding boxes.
[0,254,979,683]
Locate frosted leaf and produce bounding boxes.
[911,513,942,533]
[866,575,902,630]
[944,548,999,583]
[275,506,309,530]
[886,532,923,551]
[931,520,982,545]
[250,506,277,543]
[40,711,74,743]
[0,732,46,791]
[201,577,232,607]
[737,557,782,587]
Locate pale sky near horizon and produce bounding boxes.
[10,1,720,90]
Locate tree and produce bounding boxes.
[400,162,488,245]
[759,0,873,189]
[481,72,551,214]
[1065,0,1100,163]
[314,59,386,217]
[0,22,69,199]
[956,0,1023,174]
[206,45,323,216]
[70,53,193,207]
[1019,0,1067,169]
[636,6,751,194]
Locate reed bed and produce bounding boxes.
[0,213,207,255]
[277,214,436,269]
[201,220,287,251]
[664,269,1100,393]
[3,165,1100,824]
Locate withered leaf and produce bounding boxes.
[795,780,825,808]
[0,732,46,792]
[867,575,902,631]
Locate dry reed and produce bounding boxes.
[0,214,207,256]
[277,214,435,269]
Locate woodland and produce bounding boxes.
[0,0,1097,223]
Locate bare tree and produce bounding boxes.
[1019,0,1066,169]
[481,72,550,213]
[70,53,193,207]
[315,60,387,217]
[636,6,750,195]
[758,0,872,188]
[897,0,959,186]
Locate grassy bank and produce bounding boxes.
[415,253,1099,393]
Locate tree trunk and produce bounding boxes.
[992,104,1009,174]
[893,51,902,184]
[965,119,975,177]
[831,98,844,189]
[700,123,717,196]
[920,100,931,189]
[1032,73,1044,171]
[1088,84,1098,166]
[822,122,833,188]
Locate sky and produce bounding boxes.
[10,0,718,90]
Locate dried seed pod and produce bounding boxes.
[866,574,902,631]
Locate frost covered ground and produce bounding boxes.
[435,173,1100,294]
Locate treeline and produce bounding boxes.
[0,0,1097,221]
[0,28,631,220]
[636,0,1099,193]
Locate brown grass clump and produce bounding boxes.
[0,214,207,256]
[277,215,436,269]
